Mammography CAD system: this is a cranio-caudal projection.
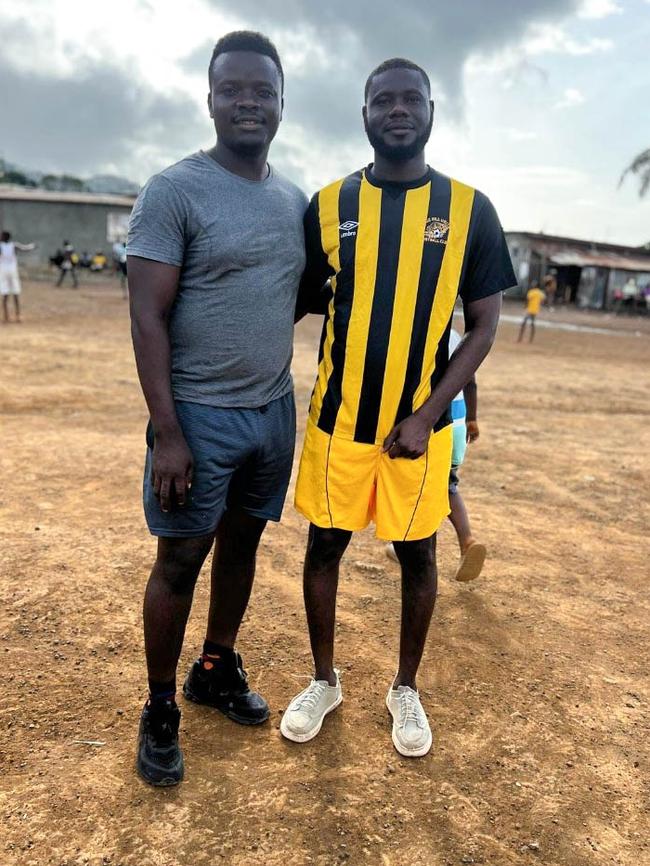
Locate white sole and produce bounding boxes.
[385,693,433,758]
[280,693,343,743]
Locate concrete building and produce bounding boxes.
[0,185,136,267]
[505,231,650,310]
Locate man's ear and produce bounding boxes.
[279,95,284,122]
[430,99,435,122]
[207,92,213,118]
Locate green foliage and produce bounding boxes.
[1,169,37,187]
[620,149,650,198]
[41,173,87,191]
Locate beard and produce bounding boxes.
[365,115,433,163]
[229,138,269,158]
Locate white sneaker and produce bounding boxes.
[280,671,342,743]
[386,685,432,757]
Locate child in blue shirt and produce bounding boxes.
[386,329,486,581]
[447,329,485,582]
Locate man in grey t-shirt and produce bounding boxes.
[128,31,307,787]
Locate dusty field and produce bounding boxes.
[1,280,649,866]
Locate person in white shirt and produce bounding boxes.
[1,231,35,323]
[112,238,128,298]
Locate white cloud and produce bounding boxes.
[555,87,586,108]
[481,165,590,187]
[578,0,623,18]
[0,0,237,87]
[503,128,539,142]
[524,23,613,55]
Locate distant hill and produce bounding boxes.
[0,160,139,195]
[85,174,140,195]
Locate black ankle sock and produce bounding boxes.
[148,679,176,705]
[201,640,236,669]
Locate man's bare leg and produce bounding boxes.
[205,508,267,648]
[392,535,437,689]
[303,525,352,685]
[143,534,214,685]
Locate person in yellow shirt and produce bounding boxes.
[90,251,107,271]
[517,282,545,343]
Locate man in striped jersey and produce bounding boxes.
[282,59,516,757]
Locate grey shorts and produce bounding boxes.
[143,393,296,537]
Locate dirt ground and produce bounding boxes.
[1,278,649,866]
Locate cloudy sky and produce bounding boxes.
[2,0,649,244]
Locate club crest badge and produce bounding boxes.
[424,217,449,244]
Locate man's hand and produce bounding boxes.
[152,430,194,512]
[466,420,480,444]
[382,412,432,460]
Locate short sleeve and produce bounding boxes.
[295,193,335,318]
[127,174,187,267]
[459,194,517,303]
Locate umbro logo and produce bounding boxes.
[339,220,358,238]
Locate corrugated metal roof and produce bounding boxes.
[0,184,136,207]
[506,230,650,257]
[549,250,650,272]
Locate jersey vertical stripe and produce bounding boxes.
[354,190,407,443]
[333,178,382,438]
[412,179,475,411]
[376,182,431,441]
[309,179,343,425]
[395,176,451,425]
[316,174,362,432]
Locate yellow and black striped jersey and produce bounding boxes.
[298,165,516,446]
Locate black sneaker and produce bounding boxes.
[136,700,184,787]
[183,652,270,725]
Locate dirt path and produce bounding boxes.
[1,281,648,866]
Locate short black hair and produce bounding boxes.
[208,30,284,92]
[365,58,431,102]
[1,231,10,242]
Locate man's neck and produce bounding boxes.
[206,143,270,182]
[371,152,428,183]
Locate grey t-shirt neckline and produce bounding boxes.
[197,150,274,187]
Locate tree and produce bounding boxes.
[620,149,650,197]
[2,169,36,187]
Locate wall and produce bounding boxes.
[0,199,134,266]
[503,234,528,297]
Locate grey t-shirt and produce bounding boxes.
[128,151,308,408]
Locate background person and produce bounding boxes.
[517,282,545,343]
[543,271,557,310]
[0,230,35,323]
[90,250,107,271]
[385,328,486,582]
[55,241,79,288]
[112,238,128,298]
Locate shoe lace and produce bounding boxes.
[398,690,424,729]
[294,681,326,712]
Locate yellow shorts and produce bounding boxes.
[295,419,453,541]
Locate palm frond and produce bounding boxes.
[619,148,650,196]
